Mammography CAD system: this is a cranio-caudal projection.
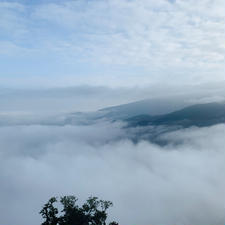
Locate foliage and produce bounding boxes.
[40,195,119,225]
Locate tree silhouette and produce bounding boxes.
[40,197,59,225]
[40,196,119,225]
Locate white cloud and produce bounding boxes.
[32,0,225,73]
[0,122,224,225]
[0,0,224,85]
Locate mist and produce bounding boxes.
[1,82,225,113]
[0,120,224,225]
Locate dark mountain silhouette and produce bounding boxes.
[99,98,189,120]
[126,102,225,128]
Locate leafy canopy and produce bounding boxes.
[40,195,119,225]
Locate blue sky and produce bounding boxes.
[0,0,224,87]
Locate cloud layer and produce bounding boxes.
[0,121,224,225]
[0,0,224,86]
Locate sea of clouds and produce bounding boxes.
[0,119,224,225]
[0,84,225,225]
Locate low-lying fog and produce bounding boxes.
[0,121,224,225]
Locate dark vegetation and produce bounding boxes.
[40,196,118,225]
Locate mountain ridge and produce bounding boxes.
[126,101,225,128]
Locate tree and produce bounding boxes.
[40,196,119,225]
[109,222,119,225]
[40,197,59,225]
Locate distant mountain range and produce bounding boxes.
[0,98,224,130]
[119,101,225,144]
[58,101,225,129]
[126,102,225,128]
[98,98,190,119]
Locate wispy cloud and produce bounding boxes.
[32,0,225,68]
[0,0,224,86]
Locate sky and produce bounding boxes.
[0,0,224,88]
[0,1,225,225]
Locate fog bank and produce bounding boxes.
[0,122,224,225]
